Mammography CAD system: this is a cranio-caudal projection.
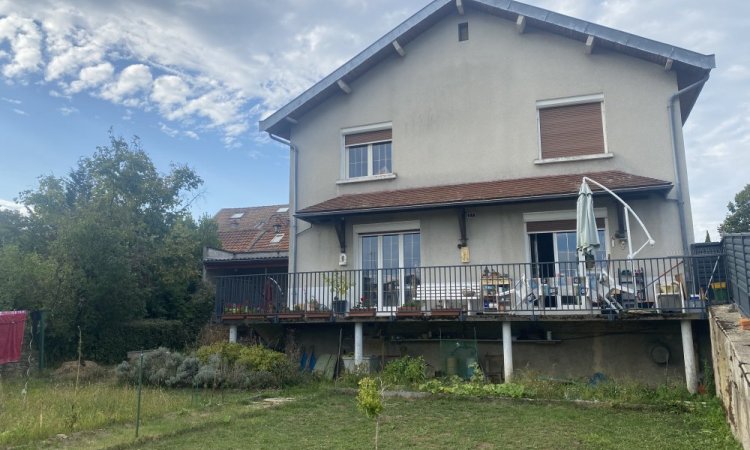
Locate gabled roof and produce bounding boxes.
[296,170,671,221]
[261,0,715,139]
[213,205,290,254]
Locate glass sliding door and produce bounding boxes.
[529,228,606,309]
[360,232,421,311]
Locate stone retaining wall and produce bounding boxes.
[709,305,750,449]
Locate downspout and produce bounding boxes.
[668,74,709,256]
[269,133,298,275]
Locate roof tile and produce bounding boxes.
[297,171,670,217]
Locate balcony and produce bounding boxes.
[214,254,728,322]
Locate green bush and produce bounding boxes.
[117,343,301,390]
[382,356,427,386]
[418,377,526,398]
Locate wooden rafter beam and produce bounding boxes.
[516,15,526,34]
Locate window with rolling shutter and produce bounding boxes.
[343,127,393,179]
[538,101,606,160]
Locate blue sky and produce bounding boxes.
[0,0,748,240]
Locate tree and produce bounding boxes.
[719,184,750,235]
[1,133,218,362]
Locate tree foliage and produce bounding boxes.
[719,184,750,235]
[0,134,218,362]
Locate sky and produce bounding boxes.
[0,0,747,241]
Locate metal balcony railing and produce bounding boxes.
[215,254,729,320]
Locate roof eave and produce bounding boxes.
[295,183,672,223]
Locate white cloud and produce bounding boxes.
[0,14,43,78]
[101,63,152,102]
[159,121,178,137]
[0,198,27,214]
[151,75,190,108]
[1,96,21,104]
[59,105,78,115]
[12,107,27,115]
[67,62,114,93]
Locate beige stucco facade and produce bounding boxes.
[288,9,693,272]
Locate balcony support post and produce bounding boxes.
[354,322,364,365]
[502,321,513,382]
[229,325,238,343]
[681,319,698,393]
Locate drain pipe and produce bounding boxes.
[269,133,299,275]
[668,74,709,256]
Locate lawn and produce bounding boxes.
[0,380,739,449]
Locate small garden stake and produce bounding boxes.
[136,350,144,438]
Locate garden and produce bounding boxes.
[0,348,740,449]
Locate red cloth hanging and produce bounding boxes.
[0,311,27,364]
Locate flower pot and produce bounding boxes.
[221,314,245,321]
[332,299,348,314]
[246,314,266,321]
[430,308,462,318]
[305,311,333,320]
[396,306,423,318]
[277,312,304,321]
[348,308,376,318]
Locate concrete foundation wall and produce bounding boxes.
[247,320,705,386]
[709,305,750,449]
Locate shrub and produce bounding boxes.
[382,356,427,386]
[117,343,301,390]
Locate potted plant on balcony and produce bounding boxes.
[348,296,376,317]
[246,306,267,321]
[222,303,245,320]
[431,299,464,318]
[396,300,424,318]
[277,304,305,321]
[324,272,352,314]
[305,299,333,320]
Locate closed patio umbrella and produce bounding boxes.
[576,180,600,258]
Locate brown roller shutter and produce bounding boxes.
[539,102,604,159]
[526,218,605,233]
[345,129,392,146]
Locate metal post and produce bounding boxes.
[229,325,238,343]
[354,322,363,365]
[38,310,46,371]
[680,320,698,394]
[502,321,513,383]
[136,350,144,438]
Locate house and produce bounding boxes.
[224,0,717,390]
[203,205,290,320]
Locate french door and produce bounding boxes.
[361,232,420,310]
[529,229,606,309]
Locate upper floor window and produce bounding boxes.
[343,127,393,180]
[536,94,609,163]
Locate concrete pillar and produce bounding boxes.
[681,319,698,394]
[229,325,238,343]
[502,321,513,382]
[354,322,364,365]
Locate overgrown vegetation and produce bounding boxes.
[116,344,302,389]
[0,134,218,362]
[381,355,427,386]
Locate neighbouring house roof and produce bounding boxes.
[205,205,290,261]
[260,0,715,139]
[296,170,671,221]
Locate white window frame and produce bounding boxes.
[534,93,612,165]
[353,221,420,312]
[338,122,396,184]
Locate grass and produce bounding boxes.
[0,377,246,448]
[0,378,739,449]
